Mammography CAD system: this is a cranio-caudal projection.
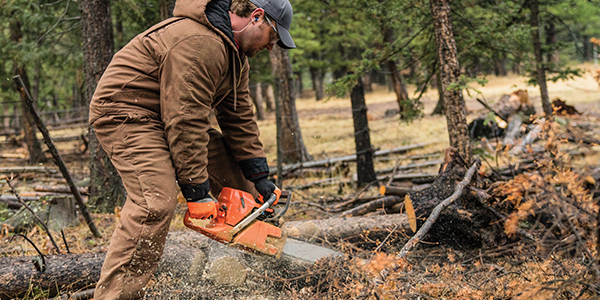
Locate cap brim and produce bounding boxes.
[275,22,295,49]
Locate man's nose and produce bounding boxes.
[266,43,274,51]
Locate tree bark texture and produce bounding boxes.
[383,26,409,114]
[249,83,265,121]
[269,46,311,164]
[528,0,552,117]
[350,77,378,187]
[430,0,471,164]
[10,12,46,165]
[80,0,126,212]
[310,66,324,101]
[432,70,445,115]
[159,0,175,20]
[262,84,275,112]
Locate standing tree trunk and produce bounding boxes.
[10,11,46,164]
[249,83,265,121]
[309,66,324,101]
[432,70,445,115]
[545,21,559,65]
[430,0,471,164]
[159,0,175,21]
[350,77,377,187]
[269,46,311,164]
[529,0,552,117]
[81,0,126,212]
[262,84,275,112]
[383,27,409,115]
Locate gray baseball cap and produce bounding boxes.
[249,0,296,49]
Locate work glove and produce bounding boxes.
[180,180,216,220]
[252,176,278,205]
[187,197,217,220]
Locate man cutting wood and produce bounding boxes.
[88,0,295,298]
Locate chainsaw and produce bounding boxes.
[183,187,340,263]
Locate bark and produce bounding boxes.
[339,196,402,217]
[0,242,199,300]
[309,66,324,101]
[350,77,377,187]
[262,84,275,112]
[159,0,175,20]
[493,56,508,77]
[81,0,126,213]
[269,46,311,163]
[10,11,46,165]
[294,71,303,98]
[249,83,265,120]
[545,20,559,65]
[528,0,552,117]
[431,70,445,115]
[363,73,373,93]
[383,26,409,115]
[430,0,471,164]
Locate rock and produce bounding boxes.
[207,256,247,286]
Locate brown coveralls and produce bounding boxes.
[89,0,268,298]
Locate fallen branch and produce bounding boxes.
[0,166,58,174]
[14,75,101,238]
[3,176,61,254]
[397,159,481,258]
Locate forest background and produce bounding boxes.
[1,0,600,299]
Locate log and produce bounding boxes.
[0,240,201,299]
[35,185,88,195]
[270,142,440,175]
[379,185,411,197]
[0,166,58,174]
[339,196,402,217]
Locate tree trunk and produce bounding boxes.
[309,66,324,101]
[262,84,275,112]
[294,71,303,99]
[545,20,559,65]
[350,76,377,187]
[10,12,46,164]
[81,0,126,213]
[159,0,175,20]
[363,73,373,93]
[383,27,409,115]
[529,0,552,117]
[249,83,265,121]
[432,70,445,115]
[269,46,311,163]
[430,0,471,164]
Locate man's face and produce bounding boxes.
[243,12,279,57]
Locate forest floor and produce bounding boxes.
[1,66,600,299]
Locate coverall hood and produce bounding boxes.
[173,0,238,51]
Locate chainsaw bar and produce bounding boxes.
[282,238,343,263]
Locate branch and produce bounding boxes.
[37,0,71,45]
[3,176,61,254]
[396,159,481,259]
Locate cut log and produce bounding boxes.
[339,196,402,217]
[0,240,201,300]
[379,185,411,197]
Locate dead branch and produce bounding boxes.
[397,159,481,258]
[3,177,61,254]
[14,75,101,238]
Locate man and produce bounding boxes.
[88,0,295,298]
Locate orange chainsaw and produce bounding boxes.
[184,187,340,262]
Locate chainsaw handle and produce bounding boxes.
[257,187,282,206]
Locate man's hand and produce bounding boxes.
[187,197,217,220]
[253,177,277,204]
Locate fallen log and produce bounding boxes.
[35,185,88,195]
[339,196,402,217]
[0,240,201,300]
[376,159,444,175]
[0,166,58,174]
[270,142,440,175]
[379,185,411,197]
